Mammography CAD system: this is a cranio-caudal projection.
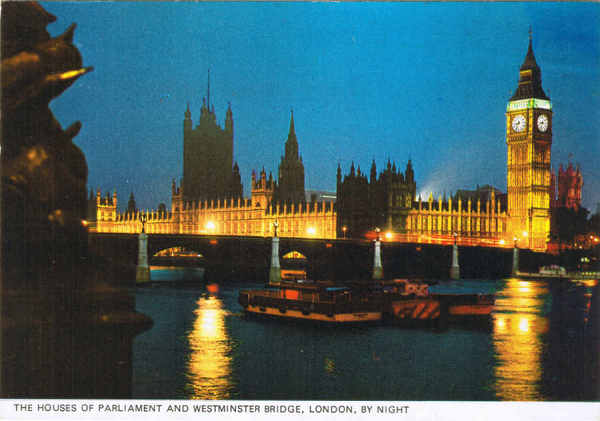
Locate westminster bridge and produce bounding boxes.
[87,232,554,285]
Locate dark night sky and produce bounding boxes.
[42,2,600,212]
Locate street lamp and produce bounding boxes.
[375,227,381,242]
[453,231,458,246]
[140,213,147,233]
[273,220,279,237]
[513,236,518,248]
[342,225,347,239]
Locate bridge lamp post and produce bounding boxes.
[342,225,347,239]
[136,213,150,283]
[372,228,383,280]
[512,236,519,277]
[269,221,281,285]
[307,226,316,236]
[450,231,460,280]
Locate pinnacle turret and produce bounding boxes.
[225,101,233,133]
[370,159,377,183]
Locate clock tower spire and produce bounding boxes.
[506,30,553,251]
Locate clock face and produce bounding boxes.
[511,114,526,132]
[537,114,549,132]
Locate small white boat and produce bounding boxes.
[539,265,567,276]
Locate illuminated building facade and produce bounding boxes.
[94,190,118,224]
[93,35,559,251]
[336,161,508,245]
[94,112,335,239]
[94,173,336,239]
[506,32,553,251]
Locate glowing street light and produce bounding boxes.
[307,226,316,236]
[385,231,393,241]
[206,221,215,231]
[342,225,347,239]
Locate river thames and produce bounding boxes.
[132,268,598,401]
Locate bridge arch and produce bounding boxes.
[282,250,307,260]
[153,246,204,258]
[147,237,219,263]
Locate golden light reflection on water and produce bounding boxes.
[492,278,549,401]
[186,295,232,399]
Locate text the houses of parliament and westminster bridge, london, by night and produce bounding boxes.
[92,32,559,252]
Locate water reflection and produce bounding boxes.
[186,292,232,399]
[492,278,549,400]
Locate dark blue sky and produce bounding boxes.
[42,2,600,212]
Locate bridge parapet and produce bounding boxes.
[89,232,551,284]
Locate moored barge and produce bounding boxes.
[239,278,495,325]
[239,280,383,323]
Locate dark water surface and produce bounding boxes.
[133,269,598,401]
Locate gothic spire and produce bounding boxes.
[405,159,414,183]
[225,101,233,132]
[207,68,211,109]
[370,159,377,183]
[284,109,298,160]
[127,192,137,214]
[520,26,538,71]
[510,28,548,101]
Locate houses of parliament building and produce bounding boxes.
[94,82,337,239]
[93,34,560,252]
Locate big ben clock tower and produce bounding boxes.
[506,30,552,251]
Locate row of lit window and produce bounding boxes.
[409,215,505,233]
